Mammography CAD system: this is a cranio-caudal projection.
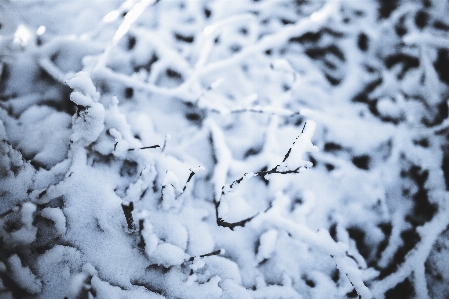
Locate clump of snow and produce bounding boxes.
[140,219,159,256]
[0,129,36,213]
[40,207,66,235]
[67,72,105,145]
[0,202,38,249]
[36,245,83,299]
[161,170,182,211]
[66,71,99,100]
[148,242,189,268]
[7,254,42,295]
[256,229,278,263]
[1,105,72,168]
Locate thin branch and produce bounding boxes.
[128,145,161,151]
[371,201,449,297]
[214,199,274,231]
[94,0,158,70]
[38,57,67,84]
[182,167,204,192]
[215,121,315,230]
[121,201,136,231]
[227,107,300,117]
[187,249,223,262]
[161,134,171,152]
[214,199,258,231]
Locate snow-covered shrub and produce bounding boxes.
[1,0,449,298]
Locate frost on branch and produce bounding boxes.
[0,202,38,249]
[66,71,105,145]
[7,254,42,295]
[215,120,318,230]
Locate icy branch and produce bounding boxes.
[215,120,318,229]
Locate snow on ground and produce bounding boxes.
[1,0,449,298]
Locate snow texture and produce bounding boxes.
[1,0,449,299]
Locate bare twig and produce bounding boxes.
[182,167,204,192]
[214,121,316,230]
[128,145,161,151]
[121,201,136,231]
[187,249,224,262]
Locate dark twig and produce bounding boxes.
[0,205,20,218]
[187,249,223,262]
[224,165,306,194]
[214,197,275,230]
[121,201,136,231]
[128,145,161,151]
[137,219,145,250]
[214,199,257,230]
[38,190,47,199]
[215,121,312,230]
[182,167,203,192]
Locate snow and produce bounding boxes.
[70,103,105,147]
[220,279,253,299]
[0,202,38,249]
[140,219,159,256]
[40,207,67,235]
[1,105,72,168]
[256,229,278,263]
[0,130,36,213]
[196,255,243,284]
[161,170,181,210]
[278,120,318,171]
[66,71,99,100]
[1,0,449,298]
[91,275,164,299]
[67,72,105,145]
[7,254,42,295]
[148,242,189,268]
[35,245,83,299]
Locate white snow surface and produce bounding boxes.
[1,1,449,299]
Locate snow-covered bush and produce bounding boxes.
[1,0,449,298]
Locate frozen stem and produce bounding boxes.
[121,201,136,231]
[187,249,224,262]
[182,167,204,192]
[128,145,161,151]
[215,120,316,230]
